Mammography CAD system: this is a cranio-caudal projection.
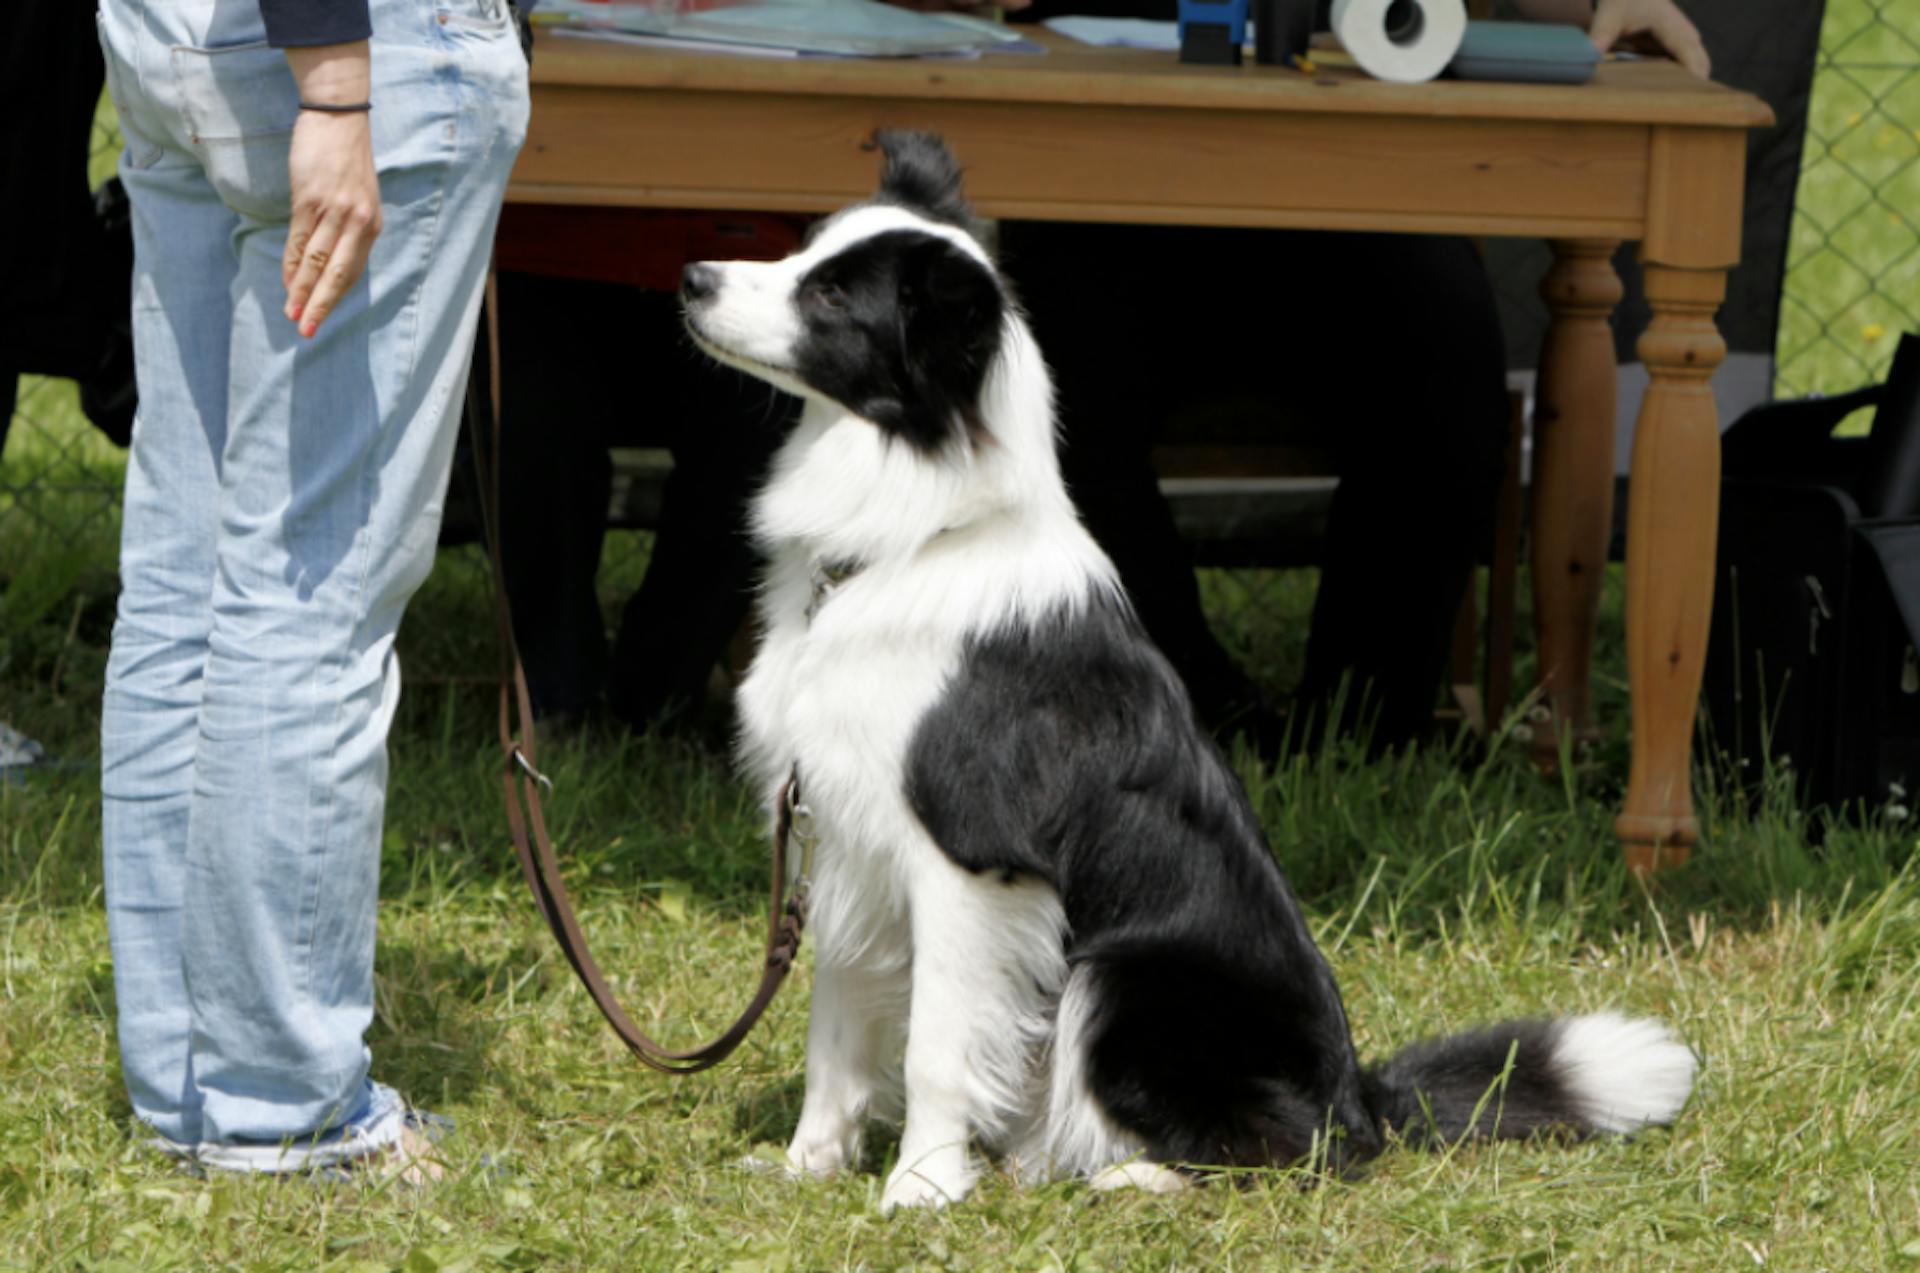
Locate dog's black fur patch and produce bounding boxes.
[792,229,1005,454]
[871,130,978,233]
[906,589,1597,1171]
[1363,1018,1584,1147]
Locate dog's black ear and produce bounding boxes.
[872,131,975,230]
[897,237,1005,446]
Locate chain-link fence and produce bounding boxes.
[1776,0,1920,398]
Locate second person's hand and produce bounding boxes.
[282,41,383,340]
[1589,0,1710,78]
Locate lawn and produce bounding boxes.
[5,5,1920,1269]
[6,516,1920,1270]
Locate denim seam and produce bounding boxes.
[290,36,461,1014]
[290,12,445,1018]
[289,224,434,1023]
[406,22,474,389]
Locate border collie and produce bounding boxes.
[682,132,1696,1211]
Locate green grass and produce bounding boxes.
[6,522,1920,1269]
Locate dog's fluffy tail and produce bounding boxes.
[1362,1012,1697,1146]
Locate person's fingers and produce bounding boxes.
[283,210,315,311]
[1588,7,1624,58]
[297,205,381,339]
[1590,2,1712,78]
[1654,10,1711,76]
[281,110,381,335]
[284,207,346,328]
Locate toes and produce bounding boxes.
[786,1131,859,1179]
[1088,1161,1188,1195]
[880,1150,975,1212]
[880,1169,962,1212]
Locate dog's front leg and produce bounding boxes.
[787,962,894,1178]
[881,863,1014,1212]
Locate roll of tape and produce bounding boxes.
[1329,0,1468,83]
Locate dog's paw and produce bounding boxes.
[1088,1161,1189,1195]
[785,1132,859,1180]
[880,1149,976,1213]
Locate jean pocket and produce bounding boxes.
[172,40,298,223]
[436,0,514,30]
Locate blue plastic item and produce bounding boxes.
[1450,20,1602,84]
[1177,0,1249,65]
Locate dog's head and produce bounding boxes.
[681,132,1006,455]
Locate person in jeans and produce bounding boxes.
[96,0,528,1176]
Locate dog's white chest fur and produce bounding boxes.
[736,398,1097,951]
[737,529,958,972]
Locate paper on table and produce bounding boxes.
[1042,15,1183,52]
[938,12,1048,54]
[550,24,1005,58]
[549,24,805,56]
[537,0,1014,58]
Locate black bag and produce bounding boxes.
[1705,332,1920,815]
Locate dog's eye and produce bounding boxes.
[808,283,849,312]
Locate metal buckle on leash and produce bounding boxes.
[784,778,817,898]
[511,744,555,794]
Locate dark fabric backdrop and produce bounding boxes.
[1483,1,1827,398]
[1,0,115,378]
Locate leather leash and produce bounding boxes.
[466,269,808,1074]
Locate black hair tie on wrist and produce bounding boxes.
[298,101,372,114]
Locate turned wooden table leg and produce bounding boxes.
[1528,239,1622,766]
[1616,264,1728,874]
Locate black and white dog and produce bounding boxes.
[681,132,1695,1211]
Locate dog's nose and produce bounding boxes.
[681,262,719,304]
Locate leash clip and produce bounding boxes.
[511,744,555,794]
[784,780,817,897]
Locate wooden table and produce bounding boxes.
[510,31,1773,875]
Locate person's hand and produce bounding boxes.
[1589,0,1710,78]
[281,42,382,340]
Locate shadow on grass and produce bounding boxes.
[732,1075,804,1146]
[730,1078,909,1177]
[381,703,775,921]
[368,939,553,1109]
[71,937,533,1115]
[1235,722,1918,944]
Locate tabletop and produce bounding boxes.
[526,28,1774,129]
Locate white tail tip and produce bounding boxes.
[1554,1011,1698,1134]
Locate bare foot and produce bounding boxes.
[379,1125,446,1185]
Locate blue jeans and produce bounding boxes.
[97,0,527,1160]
